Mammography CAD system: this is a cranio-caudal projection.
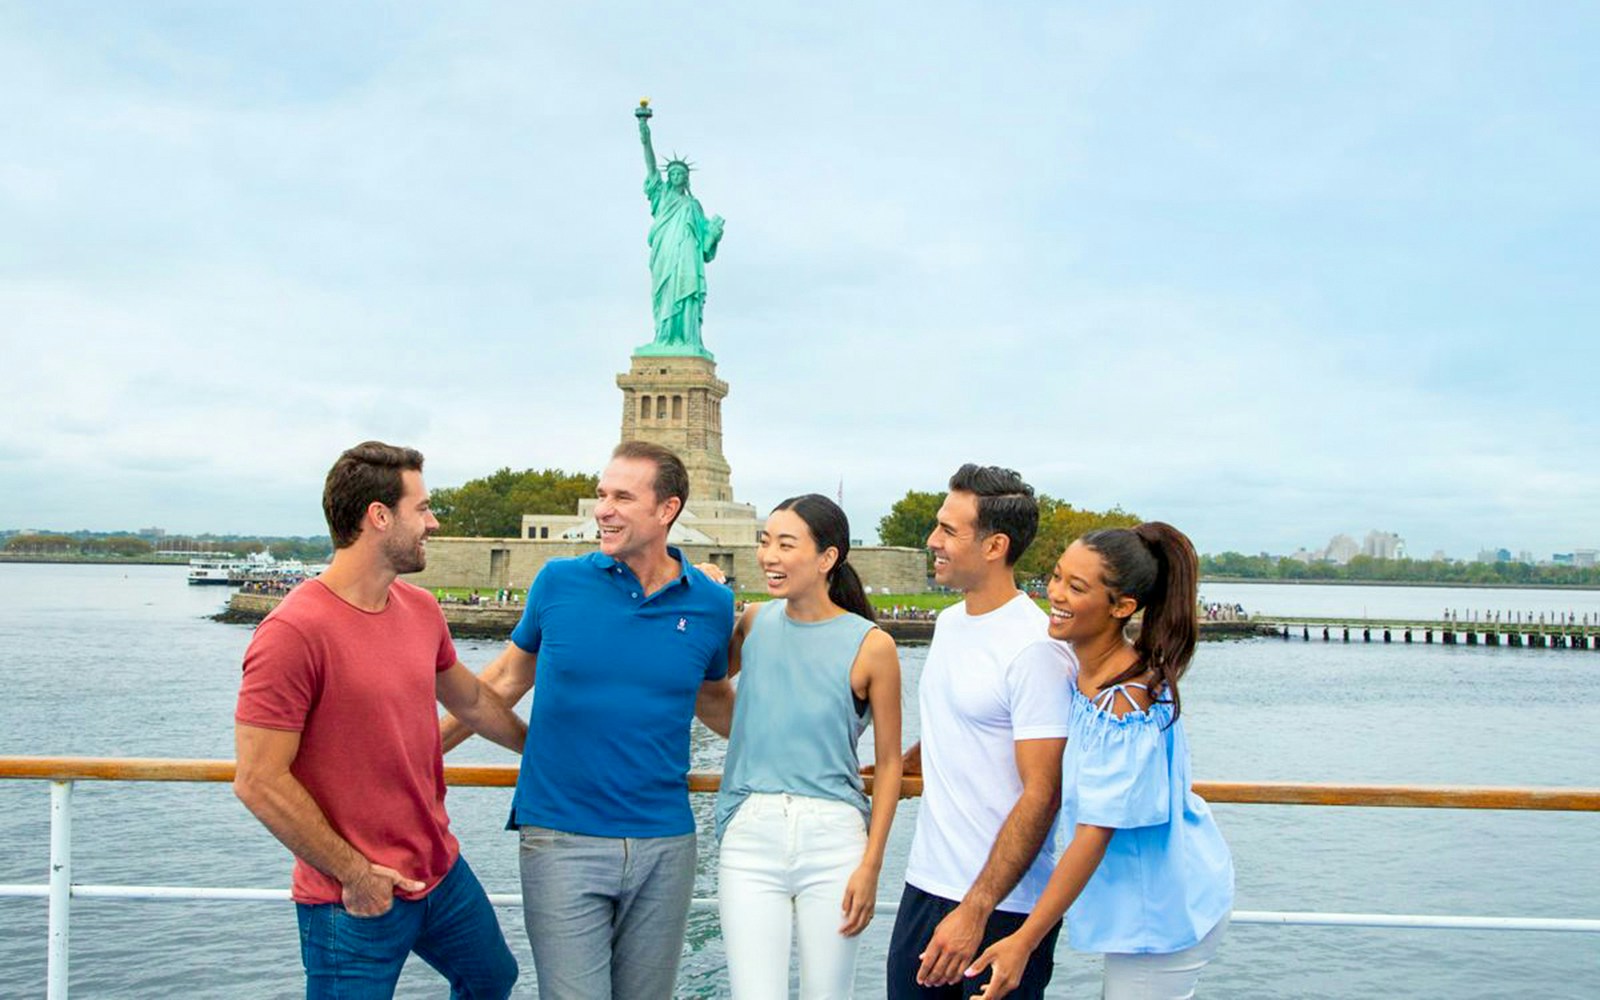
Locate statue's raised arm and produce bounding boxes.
[637,103,660,182]
[632,100,723,360]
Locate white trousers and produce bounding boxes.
[718,792,869,999]
[1102,914,1229,1000]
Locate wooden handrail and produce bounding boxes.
[1,757,1598,811]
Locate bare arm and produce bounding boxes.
[915,737,1066,987]
[639,118,659,180]
[841,629,902,935]
[694,677,735,738]
[440,641,537,753]
[970,688,1153,997]
[696,602,758,737]
[233,723,423,915]
[968,825,1113,999]
[901,740,922,776]
[727,601,758,680]
[436,662,527,754]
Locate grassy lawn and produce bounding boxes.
[435,586,1033,615]
[869,592,964,611]
[431,586,525,602]
[734,591,966,611]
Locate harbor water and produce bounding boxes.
[1,565,1597,998]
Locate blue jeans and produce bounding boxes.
[295,854,517,1000]
[518,826,696,1000]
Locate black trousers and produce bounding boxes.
[885,883,1062,999]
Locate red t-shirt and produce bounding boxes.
[235,578,460,905]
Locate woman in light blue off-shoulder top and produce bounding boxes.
[969,523,1232,1000]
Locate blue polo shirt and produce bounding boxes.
[508,548,733,837]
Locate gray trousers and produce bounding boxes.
[518,826,696,1000]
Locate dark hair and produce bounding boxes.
[612,440,689,525]
[1079,522,1199,723]
[947,464,1038,566]
[771,494,876,623]
[323,441,425,549]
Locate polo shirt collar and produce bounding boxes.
[592,546,694,587]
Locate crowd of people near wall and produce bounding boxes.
[1443,608,1593,626]
[877,604,938,621]
[237,578,304,597]
[233,442,1234,1000]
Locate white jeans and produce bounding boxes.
[1102,914,1229,1000]
[718,792,868,999]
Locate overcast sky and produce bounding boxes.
[3,3,1596,558]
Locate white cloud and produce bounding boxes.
[2,3,1596,557]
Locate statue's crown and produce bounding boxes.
[662,153,696,173]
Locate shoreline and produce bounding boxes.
[0,554,191,566]
[213,592,1265,644]
[5,558,1592,593]
[1201,577,1600,593]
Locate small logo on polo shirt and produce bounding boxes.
[676,617,688,632]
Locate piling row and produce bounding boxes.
[1265,622,1600,649]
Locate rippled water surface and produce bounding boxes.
[2,565,1597,998]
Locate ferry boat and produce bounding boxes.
[229,551,327,584]
[185,557,246,585]
[187,553,326,586]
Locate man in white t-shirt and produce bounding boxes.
[887,464,1074,999]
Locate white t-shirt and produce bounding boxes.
[905,593,1074,913]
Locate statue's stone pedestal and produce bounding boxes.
[419,342,929,596]
[617,354,734,505]
[632,341,714,362]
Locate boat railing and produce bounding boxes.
[3,756,1598,999]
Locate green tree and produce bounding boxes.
[1017,496,1141,581]
[434,480,517,536]
[104,535,154,556]
[1205,551,1264,578]
[1276,556,1308,580]
[877,490,943,549]
[875,488,1140,583]
[269,538,334,561]
[4,533,75,554]
[433,467,600,537]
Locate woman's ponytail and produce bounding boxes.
[828,559,876,623]
[1081,521,1199,723]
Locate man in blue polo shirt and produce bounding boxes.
[442,440,735,999]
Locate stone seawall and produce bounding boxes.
[217,592,938,642]
[216,593,1259,645]
[215,591,523,639]
[212,591,283,626]
[409,538,929,598]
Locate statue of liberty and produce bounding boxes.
[635,100,724,359]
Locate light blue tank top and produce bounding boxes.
[715,601,878,839]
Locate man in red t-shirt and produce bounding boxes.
[235,441,527,999]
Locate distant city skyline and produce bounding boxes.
[3,5,1597,557]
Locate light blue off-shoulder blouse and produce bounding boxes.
[1024,640,1233,955]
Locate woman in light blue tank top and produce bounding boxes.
[716,494,903,999]
[969,523,1232,1000]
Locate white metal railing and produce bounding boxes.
[4,762,1600,999]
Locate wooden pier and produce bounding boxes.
[1253,616,1600,650]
